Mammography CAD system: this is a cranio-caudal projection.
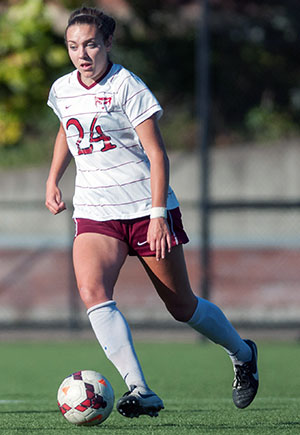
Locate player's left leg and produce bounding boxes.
[140,245,258,409]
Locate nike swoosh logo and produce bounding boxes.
[137,240,148,246]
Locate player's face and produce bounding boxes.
[66,24,112,86]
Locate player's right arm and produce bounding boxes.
[45,123,72,215]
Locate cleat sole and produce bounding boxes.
[117,395,164,418]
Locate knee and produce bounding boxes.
[166,298,198,323]
[77,284,108,309]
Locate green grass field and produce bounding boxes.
[0,338,299,434]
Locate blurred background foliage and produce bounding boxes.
[0,0,299,167]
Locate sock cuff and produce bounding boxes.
[87,300,116,316]
[187,296,215,327]
[187,296,202,326]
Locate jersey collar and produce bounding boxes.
[77,62,113,90]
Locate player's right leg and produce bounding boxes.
[73,232,163,418]
[73,232,127,308]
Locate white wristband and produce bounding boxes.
[150,207,167,219]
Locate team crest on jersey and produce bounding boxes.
[95,96,112,110]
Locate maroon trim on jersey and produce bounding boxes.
[77,159,144,173]
[75,176,150,190]
[77,62,113,89]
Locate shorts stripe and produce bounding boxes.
[74,218,79,238]
[168,210,179,245]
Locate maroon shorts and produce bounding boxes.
[74,207,189,256]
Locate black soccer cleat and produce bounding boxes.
[232,339,259,409]
[116,386,164,418]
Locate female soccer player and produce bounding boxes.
[45,6,258,418]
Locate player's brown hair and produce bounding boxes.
[65,7,116,43]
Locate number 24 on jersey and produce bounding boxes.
[66,116,117,155]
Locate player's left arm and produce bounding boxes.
[135,115,172,261]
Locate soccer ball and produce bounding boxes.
[57,370,114,426]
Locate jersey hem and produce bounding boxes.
[72,205,179,222]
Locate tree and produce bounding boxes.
[0,0,68,148]
[210,0,300,143]
[1,0,299,156]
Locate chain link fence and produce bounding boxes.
[1,143,300,338]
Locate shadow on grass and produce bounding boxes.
[163,407,283,413]
[0,410,58,414]
[1,408,300,433]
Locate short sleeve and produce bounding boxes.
[47,83,62,121]
[119,73,163,128]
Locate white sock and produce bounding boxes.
[187,297,252,364]
[87,301,148,390]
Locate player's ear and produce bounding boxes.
[105,35,113,52]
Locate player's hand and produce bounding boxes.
[147,217,172,261]
[45,184,66,215]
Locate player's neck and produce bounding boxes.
[77,62,113,89]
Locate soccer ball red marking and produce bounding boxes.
[58,402,71,415]
[57,370,114,426]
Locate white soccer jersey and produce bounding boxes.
[47,63,179,221]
